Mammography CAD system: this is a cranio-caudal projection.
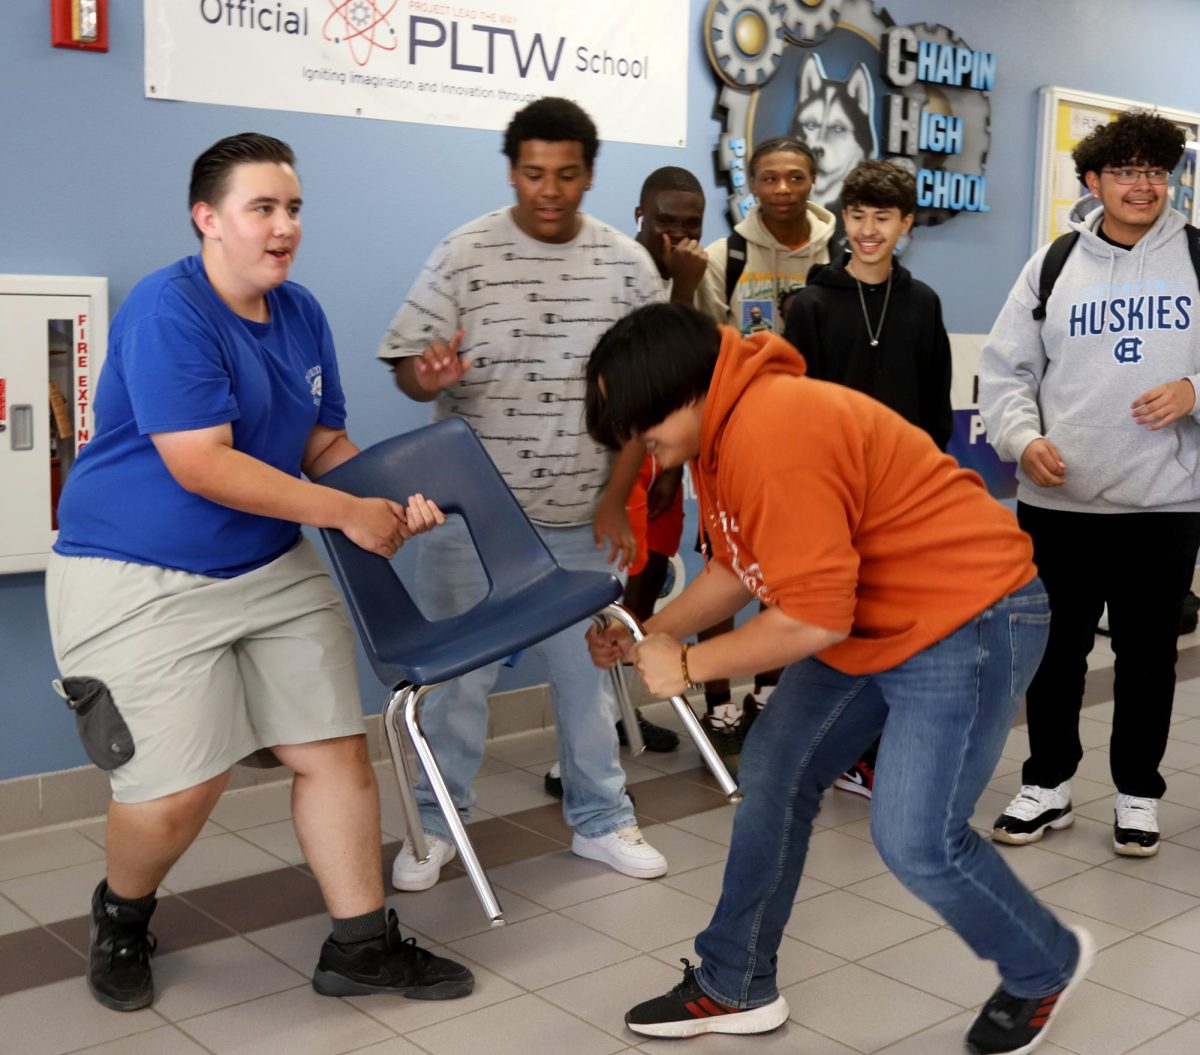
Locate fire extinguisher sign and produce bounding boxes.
[0,376,7,430]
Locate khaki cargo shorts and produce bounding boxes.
[45,538,364,803]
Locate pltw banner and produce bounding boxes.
[144,0,689,147]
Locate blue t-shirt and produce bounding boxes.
[55,255,348,576]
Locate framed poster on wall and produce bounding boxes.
[1033,86,1200,252]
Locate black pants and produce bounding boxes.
[1018,502,1200,798]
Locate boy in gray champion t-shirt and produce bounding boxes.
[377,98,668,891]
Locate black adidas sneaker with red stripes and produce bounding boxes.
[965,926,1094,1054]
[624,959,789,1038]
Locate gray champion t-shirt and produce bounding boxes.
[379,208,663,525]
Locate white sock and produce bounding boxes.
[754,685,775,706]
[548,761,561,779]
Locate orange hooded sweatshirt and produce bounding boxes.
[695,327,1036,675]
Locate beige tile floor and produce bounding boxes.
[4,639,1200,1054]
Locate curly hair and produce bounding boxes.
[502,97,599,167]
[1072,110,1186,182]
[842,160,916,215]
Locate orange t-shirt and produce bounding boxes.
[695,328,1036,675]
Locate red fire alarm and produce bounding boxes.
[51,0,108,53]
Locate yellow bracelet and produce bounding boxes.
[680,643,698,691]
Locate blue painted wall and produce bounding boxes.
[4,0,1200,779]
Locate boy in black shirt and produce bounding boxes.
[785,159,952,797]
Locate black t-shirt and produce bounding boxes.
[1097,226,1136,251]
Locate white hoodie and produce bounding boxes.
[696,201,836,335]
[980,196,1200,513]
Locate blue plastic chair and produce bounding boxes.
[319,418,739,924]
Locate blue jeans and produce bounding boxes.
[412,518,634,840]
[694,578,1079,1007]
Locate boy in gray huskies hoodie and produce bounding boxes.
[980,109,1200,860]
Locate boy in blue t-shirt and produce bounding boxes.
[46,133,472,1013]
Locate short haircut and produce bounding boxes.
[1072,109,1186,182]
[639,166,705,210]
[586,303,720,449]
[189,132,296,240]
[502,97,599,167]
[749,136,816,178]
[842,159,917,215]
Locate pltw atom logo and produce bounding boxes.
[323,0,398,67]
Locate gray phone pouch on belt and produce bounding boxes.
[52,677,135,770]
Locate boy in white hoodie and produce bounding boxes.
[693,138,837,757]
[697,137,836,336]
[980,110,1200,858]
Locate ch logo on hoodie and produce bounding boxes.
[1113,336,1145,365]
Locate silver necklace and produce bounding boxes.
[852,265,892,347]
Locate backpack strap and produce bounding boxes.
[1184,222,1200,288]
[1032,231,1080,321]
[1035,223,1200,322]
[725,229,748,304]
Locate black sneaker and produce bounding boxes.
[88,881,157,1012]
[991,783,1073,845]
[965,926,1094,1054]
[312,909,474,999]
[617,709,680,753]
[740,694,762,737]
[625,959,789,1038]
[1114,793,1160,856]
[701,713,744,775]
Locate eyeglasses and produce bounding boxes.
[1101,167,1171,185]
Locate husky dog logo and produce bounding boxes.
[793,53,879,208]
[705,0,991,230]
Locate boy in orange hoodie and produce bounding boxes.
[584,303,1090,1055]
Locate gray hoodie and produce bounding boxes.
[695,201,836,335]
[979,196,1200,514]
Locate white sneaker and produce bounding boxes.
[391,834,456,891]
[992,782,1073,845]
[572,825,668,878]
[1114,794,1160,857]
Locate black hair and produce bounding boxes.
[749,136,816,178]
[502,97,599,168]
[586,303,720,449]
[189,132,296,240]
[1072,109,1186,182]
[638,166,705,211]
[842,159,916,215]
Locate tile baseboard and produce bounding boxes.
[0,683,556,838]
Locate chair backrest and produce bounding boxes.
[318,418,561,683]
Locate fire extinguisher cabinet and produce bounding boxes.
[0,275,108,574]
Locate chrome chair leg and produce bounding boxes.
[402,684,506,926]
[596,606,645,756]
[383,684,428,863]
[599,604,742,802]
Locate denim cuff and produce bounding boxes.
[571,810,638,840]
[695,962,778,1011]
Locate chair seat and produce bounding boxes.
[366,566,621,687]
